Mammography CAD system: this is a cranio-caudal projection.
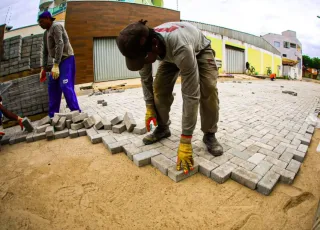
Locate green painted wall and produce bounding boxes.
[207,36,223,73]
[263,53,272,75]
[248,48,261,74]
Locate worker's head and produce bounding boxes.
[116,20,162,71]
[38,10,55,30]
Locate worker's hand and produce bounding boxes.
[145,104,157,132]
[17,116,23,130]
[51,63,60,80]
[176,135,194,174]
[39,68,47,83]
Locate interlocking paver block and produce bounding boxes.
[133,124,147,135]
[133,149,161,167]
[72,113,88,123]
[286,159,301,174]
[102,136,117,147]
[196,149,215,161]
[274,144,287,154]
[94,120,104,130]
[55,116,66,131]
[123,112,137,132]
[102,119,112,130]
[83,117,95,129]
[231,167,262,190]
[66,120,72,129]
[157,146,177,159]
[97,99,104,104]
[228,149,251,160]
[1,135,11,145]
[246,145,261,153]
[123,144,142,160]
[167,163,199,182]
[194,157,218,177]
[36,124,51,133]
[211,153,233,165]
[252,160,273,176]
[285,148,306,163]
[107,139,131,154]
[69,110,80,119]
[77,128,87,137]
[90,133,107,144]
[71,122,84,131]
[26,132,34,143]
[255,142,274,151]
[33,132,46,141]
[69,129,79,138]
[257,171,281,195]
[279,151,294,163]
[54,129,69,139]
[45,126,54,137]
[151,154,176,175]
[38,116,51,126]
[140,142,163,152]
[86,127,98,138]
[110,116,123,126]
[247,153,266,165]
[211,162,237,184]
[52,116,60,126]
[102,102,108,106]
[112,123,126,134]
[297,144,308,154]
[258,148,280,159]
[306,126,315,134]
[22,117,34,133]
[229,157,256,171]
[270,165,295,184]
[264,156,288,169]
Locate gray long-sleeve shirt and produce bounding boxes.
[42,22,74,67]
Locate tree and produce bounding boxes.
[313,57,320,70]
[303,55,313,68]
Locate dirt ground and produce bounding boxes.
[0,128,319,230]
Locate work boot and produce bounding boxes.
[203,133,223,156]
[143,125,171,145]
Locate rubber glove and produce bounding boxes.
[52,63,60,80]
[145,104,157,132]
[39,68,47,82]
[176,135,194,174]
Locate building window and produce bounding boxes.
[290,43,296,48]
[274,41,280,47]
[297,45,301,53]
[283,54,287,57]
[284,42,290,48]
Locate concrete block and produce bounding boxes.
[102,119,112,130]
[196,149,215,161]
[33,132,46,141]
[69,129,78,138]
[247,153,266,165]
[229,157,256,171]
[86,127,98,138]
[257,171,281,196]
[140,142,163,152]
[90,133,107,144]
[123,144,142,161]
[54,129,69,139]
[71,122,84,131]
[231,167,262,190]
[22,117,34,133]
[297,144,308,153]
[123,112,137,132]
[106,139,131,154]
[151,154,176,175]
[270,165,296,184]
[285,148,306,163]
[133,124,147,135]
[0,135,11,145]
[252,160,273,176]
[45,126,54,137]
[264,156,288,169]
[211,153,233,165]
[72,113,88,123]
[167,163,199,182]
[286,159,301,174]
[51,116,60,126]
[102,136,117,148]
[157,146,177,159]
[55,116,66,131]
[306,126,315,134]
[274,144,287,155]
[66,120,72,129]
[102,102,108,106]
[110,116,123,126]
[211,162,237,184]
[36,124,51,133]
[26,132,34,143]
[112,123,126,134]
[133,149,161,167]
[97,99,104,104]
[194,157,219,177]
[94,120,104,130]
[228,149,251,160]
[78,128,87,137]
[83,117,95,129]
[279,151,294,163]
[38,116,51,126]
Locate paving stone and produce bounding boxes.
[264,156,288,169]
[297,144,308,154]
[258,148,280,159]
[211,162,237,184]
[285,148,306,163]
[123,112,137,132]
[247,153,266,165]
[228,148,251,160]
[167,163,199,182]
[257,171,281,195]
[123,143,142,160]
[273,144,287,154]
[22,117,34,133]
[296,134,311,146]
[106,139,131,154]
[36,124,51,133]
[26,132,34,143]
[68,110,80,120]
[71,122,84,131]
[151,154,176,175]
[270,165,295,184]
[0,135,11,145]
[133,124,147,135]
[211,153,233,165]
[66,119,72,129]
[45,126,54,137]
[78,128,87,137]
[33,132,46,141]
[279,151,294,163]
[102,136,117,148]
[72,113,88,123]
[306,126,315,134]
[291,138,301,147]
[246,145,261,153]
[102,119,112,130]
[133,149,161,167]
[102,102,108,106]
[69,129,79,138]
[83,117,95,129]
[140,142,163,152]
[252,160,273,176]
[231,167,262,190]
[52,116,60,126]
[86,127,98,138]
[194,157,218,177]
[156,146,177,158]
[255,142,274,151]
[112,123,126,134]
[90,133,107,144]
[55,116,66,131]
[110,116,123,126]
[38,116,51,126]
[196,149,215,161]
[286,159,301,174]
[54,129,69,139]
[229,157,256,170]
[97,99,104,104]
[94,120,104,130]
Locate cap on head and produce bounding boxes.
[38,10,56,22]
[116,20,150,71]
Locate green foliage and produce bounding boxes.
[303,55,320,69]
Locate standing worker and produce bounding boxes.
[116,20,223,174]
[38,10,81,118]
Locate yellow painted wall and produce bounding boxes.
[225,41,245,49]
[273,56,282,77]
[54,12,66,21]
[248,48,261,74]
[207,36,223,73]
[263,53,272,75]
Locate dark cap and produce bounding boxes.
[38,10,56,22]
[116,20,150,71]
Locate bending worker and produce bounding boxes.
[116,20,223,174]
[0,96,23,136]
[38,10,81,118]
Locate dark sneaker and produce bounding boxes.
[143,126,171,145]
[203,133,223,156]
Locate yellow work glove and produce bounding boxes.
[176,135,194,174]
[145,104,157,132]
[51,63,60,80]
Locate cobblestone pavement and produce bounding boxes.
[3,80,320,195]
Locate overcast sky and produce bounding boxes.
[0,0,319,57]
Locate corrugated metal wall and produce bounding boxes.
[226,47,245,73]
[94,38,159,82]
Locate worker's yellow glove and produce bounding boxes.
[176,135,194,174]
[51,63,60,80]
[145,104,157,132]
